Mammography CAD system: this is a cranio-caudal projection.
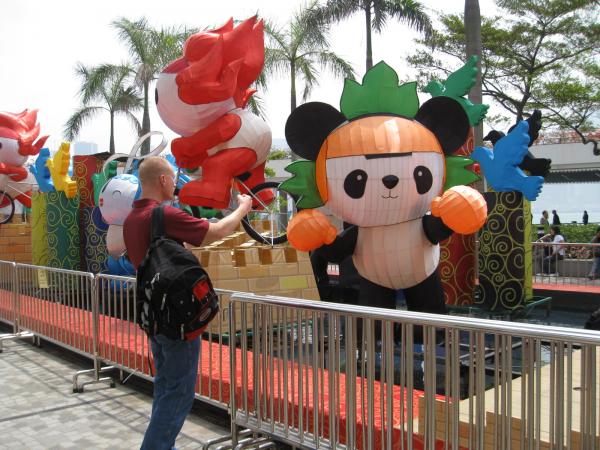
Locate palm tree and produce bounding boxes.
[261,3,356,115]
[307,0,432,71]
[65,63,142,154]
[465,0,483,146]
[112,18,195,154]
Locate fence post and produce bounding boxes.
[229,297,238,447]
[72,273,115,393]
[11,261,17,334]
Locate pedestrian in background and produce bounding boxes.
[583,210,589,225]
[552,209,561,225]
[540,210,549,231]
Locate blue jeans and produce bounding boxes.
[141,335,200,450]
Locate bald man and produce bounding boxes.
[123,156,251,450]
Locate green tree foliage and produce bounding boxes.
[260,2,356,113]
[307,0,432,71]
[260,2,355,160]
[65,64,142,154]
[407,0,599,149]
[268,149,291,160]
[113,18,196,154]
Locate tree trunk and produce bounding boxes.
[290,60,299,161]
[141,80,151,155]
[365,3,373,71]
[465,0,483,147]
[109,111,115,154]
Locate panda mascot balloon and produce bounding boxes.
[282,60,492,318]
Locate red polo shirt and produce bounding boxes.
[123,198,209,269]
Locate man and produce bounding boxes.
[540,210,549,227]
[552,209,561,225]
[538,226,565,275]
[123,157,252,450]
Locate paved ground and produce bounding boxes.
[0,329,230,450]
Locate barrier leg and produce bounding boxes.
[72,357,116,393]
[202,428,253,450]
[0,330,35,353]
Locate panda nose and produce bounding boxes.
[382,175,399,189]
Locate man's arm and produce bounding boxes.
[203,194,253,245]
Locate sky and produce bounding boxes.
[1,0,498,155]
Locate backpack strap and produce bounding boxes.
[150,206,166,241]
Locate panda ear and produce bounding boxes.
[415,97,470,155]
[285,102,347,161]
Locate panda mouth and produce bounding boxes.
[381,190,398,199]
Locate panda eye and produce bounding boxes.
[344,169,368,199]
[413,166,433,194]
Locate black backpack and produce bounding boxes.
[136,206,219,341]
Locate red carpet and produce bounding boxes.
[3,290,459,449]
[533,282,600,294]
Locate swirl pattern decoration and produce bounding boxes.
[31,193,49,266]
[80,206,109,273]
[477,192,526,311]
[439,127,477,306]
[46,192,80,270]
[74,155,104,208]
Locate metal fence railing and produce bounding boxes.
[2,260,600,449]
[229,293,600,450]
[533,242,600,287]
[0,260,16,330]
[93,273,235,411]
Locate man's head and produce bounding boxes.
[138,156,176,202]
[542,210,548,218]
[551,225,560,236]
[552,210,557,214]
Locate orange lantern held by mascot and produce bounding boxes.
[0,109,48,208]
[156,16,272,209]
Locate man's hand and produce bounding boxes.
[236,194,253,215]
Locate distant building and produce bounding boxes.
[529,134,599,184]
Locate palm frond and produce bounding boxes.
[259,48,292,86]
[264,20,290,54]
[113,86,143,112]
[64,106,106,141]
[305,0,362,27]
[317,50,356,80]
[297,58,318,101]
[112,17,152,64]
[120,110,142,136]
[246,93,267,119]
[384,0,433,36]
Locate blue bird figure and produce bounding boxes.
[471,121,544,201]
[29,148,55,192]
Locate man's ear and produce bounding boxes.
[285,102,347,161]
[415,97,470,155]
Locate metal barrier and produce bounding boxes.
[229,293,600,450]
[0,260,16,329]
[0,260,34,352]
[533,242,600,287]
[93,273,235,410]
[3,260,600,448]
